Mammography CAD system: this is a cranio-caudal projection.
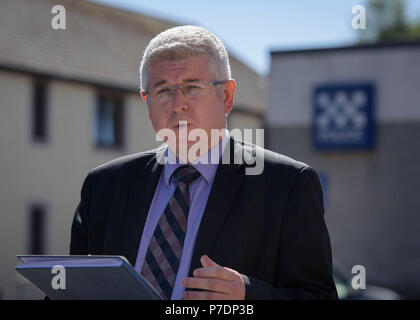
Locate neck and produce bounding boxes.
[167,128,228,164]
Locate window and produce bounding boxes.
[32,79,48,142]
[94,93,124,149]
[29,204,46,254]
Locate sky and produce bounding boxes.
[89,0,420,76]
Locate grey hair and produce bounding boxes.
[139,25,231,90]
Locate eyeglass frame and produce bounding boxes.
[140,80,229,103]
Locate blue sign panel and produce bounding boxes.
[313,84,375,150]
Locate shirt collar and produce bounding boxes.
[163,129,229,186]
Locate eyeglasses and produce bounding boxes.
[141,80,228,104]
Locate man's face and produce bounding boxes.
[145,56,235,159]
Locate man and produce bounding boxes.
[70,25,338,300]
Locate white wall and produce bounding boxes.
[268,47,420,127]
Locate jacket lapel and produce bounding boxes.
[189,137,246,275]
[120,147,165,266]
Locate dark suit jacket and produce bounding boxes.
[70,136,338,299]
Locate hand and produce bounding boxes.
[182,255,245,300]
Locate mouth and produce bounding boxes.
[173,121,193,129]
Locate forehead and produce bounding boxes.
[147,56,213,87]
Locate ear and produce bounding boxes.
[223,79,236,115]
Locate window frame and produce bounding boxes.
[93,90,125,150]
[31,77,49,143]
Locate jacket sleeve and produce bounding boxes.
[243,166,338,300]
[69,172,93,255]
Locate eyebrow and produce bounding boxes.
[151,80,167,88]
[151,78,201,88]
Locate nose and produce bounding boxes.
[170,87,188,112]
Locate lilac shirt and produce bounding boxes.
[134,131,229,300]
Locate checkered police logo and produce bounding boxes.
[313,84,374,150]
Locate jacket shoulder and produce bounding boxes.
[88,145,164,179]
[236,139,323,191]
[263,147,309,172]
[238,139,310,173]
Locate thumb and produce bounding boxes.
[200,255,219,267]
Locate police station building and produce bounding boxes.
[267,41,420,298]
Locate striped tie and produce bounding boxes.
[141,165,201,299]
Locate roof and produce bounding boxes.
[270,40,420,57]
[0,0,181,91]
[0,0,265,113]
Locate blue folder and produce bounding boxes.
[15,255,162,300]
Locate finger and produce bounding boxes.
[183,290,229,300]
[193,266,236,281]
[182,276,232,293]
[200,255,219,267]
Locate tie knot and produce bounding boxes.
[172,165,201,185]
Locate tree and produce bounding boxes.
[359,0,420,43]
